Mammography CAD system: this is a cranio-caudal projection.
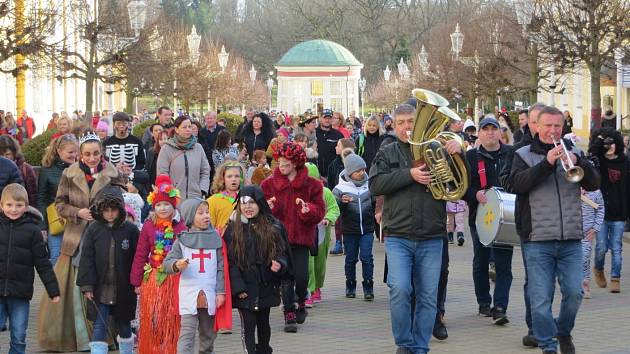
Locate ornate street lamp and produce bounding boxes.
[266,76,274,110]
[515,0,533,35]
[218,45,229,73]
[418,45,429,73]
[450,23,464,61]
[187,25,201,64]
[249,65,257,83]
[127,0,148,37]
[383,65,391,82]
[397,57,409,80]
[358,77,367,118]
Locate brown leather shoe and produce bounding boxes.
[610,278,621,293]
[593,268,607,288]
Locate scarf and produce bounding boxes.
[78,159,106,188]
[169,134,197,151]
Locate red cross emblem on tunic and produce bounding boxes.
[191,249,212,273]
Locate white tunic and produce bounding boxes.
[178,246,218,315]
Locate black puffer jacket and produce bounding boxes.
[37,159,72,229]
[0,207,60,300]
[225,220,290,311]
[76,185,139,321]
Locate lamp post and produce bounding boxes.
[358,77,366,118]
[514,0,537,103]
[398,58,410,81]
[418,45,429,74]
[187,25,201,64]
[548,63,556,106]
[127,0,148,37]
[615,48,625,129]
[266,76,274,111]
[383,65,391,82]
[451,24,482,121]
[218,45,229,73]
[249,65,257,83]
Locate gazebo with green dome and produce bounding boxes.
[275,39,364,116]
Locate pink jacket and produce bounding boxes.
[130,217,186,287]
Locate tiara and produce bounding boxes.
[79,131,100,145]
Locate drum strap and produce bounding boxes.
[478,159,487,189]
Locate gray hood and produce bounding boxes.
[178,230,222,249]
[179,198,206,227]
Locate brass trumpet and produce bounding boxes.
[551,135,584,183]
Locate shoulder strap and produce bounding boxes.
[477,158,487,189]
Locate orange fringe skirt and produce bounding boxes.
[137,271,180,354]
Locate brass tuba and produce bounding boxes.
[407,88,468,201]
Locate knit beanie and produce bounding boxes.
[178,197,207,227]
[343,153,367,175]
[147,174,180,207]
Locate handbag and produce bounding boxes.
[47,202,66,235]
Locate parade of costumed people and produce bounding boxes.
[129,174,185,354]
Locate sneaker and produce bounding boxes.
[311,289,322,303]
[218,328,232,334]
[522,334,538,347]
[283,311,297,333]
[478,304,492,317]
[447,232,454,244]
[492,307,509,325]
[296,303,308,324]
[304,297,314,308]
[329,240,343,255]
[593,268,607,288]
[457,232,465,246]
[557,335,575,354]
[396,348,413,354]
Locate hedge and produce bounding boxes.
[218,112,244,136]
[22,129,57,166]
[132,119,155,139]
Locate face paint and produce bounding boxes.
[155,201,174,219]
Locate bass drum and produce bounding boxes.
[475,187,519,247]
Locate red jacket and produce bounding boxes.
[130,217,187,287]
[17,115,35,139]
[261,167,325,247]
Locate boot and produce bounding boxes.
[457,232,465,246]
[295,302,308,324]
[330,240,343,255]
[432,313,448,340]
[610,278,621,293]
[283,310,297,333]
[345,279,356,298]
[447,232,454,244]
[89,341,109,354]
[117,335,134,354]
[593,268,607,288]
[362,280,374,301]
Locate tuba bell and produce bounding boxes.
[406,88,468,201]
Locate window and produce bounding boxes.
[330,81,342,96]
[311,80,323,96]
[331,98,342,112]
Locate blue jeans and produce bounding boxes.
[594,220,624,278]
[0,297,30,354]
[386,237,442,354]
[471,226,513,309]
[47,233,63,265]
[344,233,374,281]
[523,241,583,352]
[92,302,132,342]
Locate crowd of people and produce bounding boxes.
[0,101,627,354]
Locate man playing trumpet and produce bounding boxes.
[508,106,600,354]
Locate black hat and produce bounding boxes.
[112,112,130,123]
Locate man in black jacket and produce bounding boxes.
[369,104,463,354]
[316,109,344,179]
[508,106,600,354]
[498,102,545,348]
[142,106,173,149]
[198,111,225,180]
[464,117,514,326]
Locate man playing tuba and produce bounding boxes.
[369,103,465,354]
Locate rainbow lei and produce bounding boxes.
[143,219,175,285]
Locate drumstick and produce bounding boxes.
[581,195,599,209]
[379,222,383,243]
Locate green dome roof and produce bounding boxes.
[277,39,362,67]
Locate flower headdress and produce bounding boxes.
[147,174,181,207]
[274,141,307,168]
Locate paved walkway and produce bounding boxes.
[3,235,629,353]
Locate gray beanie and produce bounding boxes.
[343,153,367,175]
[178,197,207,227]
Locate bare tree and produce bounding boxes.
[534,0,630,127]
